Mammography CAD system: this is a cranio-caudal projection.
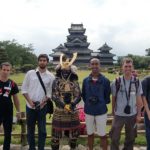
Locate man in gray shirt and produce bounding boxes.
[110,58,143,150]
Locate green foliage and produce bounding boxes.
[0,46,9,64]
[117,54,150,69]
[21,64,35,73]
[0,39,37,67]
[146,48,150,56]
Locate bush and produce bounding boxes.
[21,64,35,73]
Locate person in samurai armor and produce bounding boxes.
[51,53,81,150]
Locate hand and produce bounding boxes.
[64,104,71,112]
[136,114,141,123]
[111,108,115,116]
[40,99,47,109]
[147,110,150,120]
[111,110,115,116]
[29,100,35,108]
[16,112,21,120]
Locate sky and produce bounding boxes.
[0,0,150,57]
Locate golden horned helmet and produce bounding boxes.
[60,52,77,69]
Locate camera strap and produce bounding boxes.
[89,80,100,97]
[123,76,132,105]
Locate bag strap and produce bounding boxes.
[114,77,121,111]
[133,76,139,93]
[36,71,46,96]
[115,77,121,100]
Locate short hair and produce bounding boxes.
[121,57,133,66]
[38,54,49,62]
[90,57,100,64]
[0,62,12,69]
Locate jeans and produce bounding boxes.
[26,105,47,150]
[0,103,13,150]
[144,113,150,150]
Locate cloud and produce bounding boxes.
[0,0,150,57]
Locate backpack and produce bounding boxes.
[115,76,139,98]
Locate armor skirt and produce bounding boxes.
[52,108,80,139]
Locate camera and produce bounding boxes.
[34,101,40,110]
[124,105,131,114]
[89,96,99,105]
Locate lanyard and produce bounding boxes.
[123,76,132,103]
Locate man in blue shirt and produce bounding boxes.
[82,58,110,150]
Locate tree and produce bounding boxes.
[117,54,150,69]
[0,40,37,66]
[0,46,9,64]
[146,48,150,56]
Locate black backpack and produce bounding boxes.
[115,76,139,98]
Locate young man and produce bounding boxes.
[21,54,55,150]
[0,62,21,150]
[82,58,111,150]
[51,53,81,150]
[110,58,143,150]
[142,76,150,150]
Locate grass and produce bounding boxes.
[0,71,146,146]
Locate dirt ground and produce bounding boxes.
[0,144,147,150]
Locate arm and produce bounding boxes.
[136,95,143,122]
[21,72,35,108]
[104,79,111,104]
[46,74,55,99]
[111,80,116,115]
[13,94,21,119]
[22,93,35,108]
[71,81,81,106]
[136,81,143,122]
[112,96,116,116]
[81,79,86,103]
[143,96,150,120]
[52,80,65,108]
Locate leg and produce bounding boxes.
[51,138,60,150]
[110,115,124,150]
[87,134,94,150]
[26,106,36,150]
[3,112,13,150]
[37,106,47,150]
[100,135,108,150]
[69,129,80,150]
[85,114,95,150]
[95,113,107,150]
[69,138,77,150]
[123,116,136,150]
[144,114,150,150]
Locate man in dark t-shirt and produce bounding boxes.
[142,76,150,150]
[0,62,20,150]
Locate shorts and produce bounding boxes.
[85,113,107,136]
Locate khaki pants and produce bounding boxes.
[110,115,137,150]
